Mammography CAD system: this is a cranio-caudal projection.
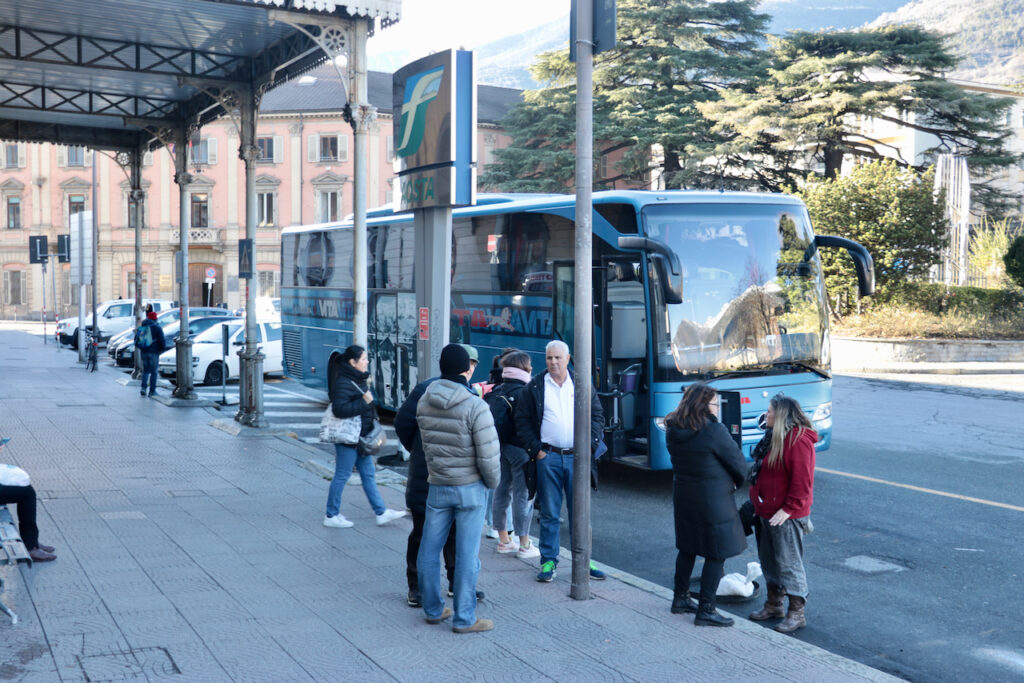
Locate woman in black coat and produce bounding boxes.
[323,345,406,529]
[666,382,747,627]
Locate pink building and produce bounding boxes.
[0,63,519,319]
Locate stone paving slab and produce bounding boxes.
[0,330,901,681]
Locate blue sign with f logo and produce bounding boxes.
[396,65,445,158]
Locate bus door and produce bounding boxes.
[370,292,400,410]
[551,260,598,382]
[600,258,648,464]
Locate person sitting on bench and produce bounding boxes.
[0,441,56,562]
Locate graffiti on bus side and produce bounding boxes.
[282,294,354,321]
[449,300,552,338]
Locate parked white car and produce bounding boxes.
[158,319,283,386]
[57,299,176,347]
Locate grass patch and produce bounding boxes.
[833,305,1024,340]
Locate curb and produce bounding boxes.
[837,366,1024,375]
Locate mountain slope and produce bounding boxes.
[871,0,1024,84]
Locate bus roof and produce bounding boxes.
[281,189,806,235]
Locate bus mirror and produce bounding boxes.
[617,236,683,304]
[811,235,875,297]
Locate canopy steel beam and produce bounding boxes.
[0,23,248,81]
[0,117,144,150]
[0,79,179,119]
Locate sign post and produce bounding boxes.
[29,236,48,344]
[393,49,476,380]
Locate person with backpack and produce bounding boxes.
[136,309,167,397]
[487,351,540,560]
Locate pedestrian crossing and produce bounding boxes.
[190,382,329,445]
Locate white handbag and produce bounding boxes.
[0,464,30,487]
[319,406,361,445]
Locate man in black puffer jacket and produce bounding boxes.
[395,345,483,608]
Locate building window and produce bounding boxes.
[3,270,25,306]
[67,146,85,167]
[127,271,148,299]
[318,191,340,222]
[68,194,86,217]
[190,140,208,165]
[191,193,209,228]
[5,144,17,168]
[257,136,274,163]
[319,136,338,162]
[258,192,275,227]
[257,270,280,298]
[6,197,20,229]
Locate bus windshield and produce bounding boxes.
[642,203,828,381]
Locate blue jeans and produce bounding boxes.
[140,352,159,393]
[417,480,487,629]
[326,443,386,518]
[537,453,574,565]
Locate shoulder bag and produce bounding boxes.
[355,380,386,455]
[319,399,361,445]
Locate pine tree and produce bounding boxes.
[701,26,1019,213]
[479,0,770,193]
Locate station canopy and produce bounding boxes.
[0,0,401,152]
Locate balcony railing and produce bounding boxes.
[169,228,222,245]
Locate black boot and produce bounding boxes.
[694,597,734,627]
[671,590,698,614]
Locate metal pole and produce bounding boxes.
[413,207,453,379]
[173,128,196,399]
[41,259,47,344]
[236,92,267,427]
[350,18,372,348]
[131,148,144,380]
[50,254,57,347]
[570,0,594,601]
[91,150,98,351]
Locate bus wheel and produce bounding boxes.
[204,361,225,386]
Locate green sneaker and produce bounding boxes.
[589,561,606,580]
[536,560,556,582]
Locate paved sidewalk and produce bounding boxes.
[834,360,1024,375]
[0,330,898,682]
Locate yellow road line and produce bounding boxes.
[816,467,1024,513]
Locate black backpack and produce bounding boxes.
[484,383,519,444]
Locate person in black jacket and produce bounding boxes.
[665,382,747,627]
[514,340,605,583]
[489,351,540,559]
[136,310,166,397]
[323,345,406,529]
[394,345,484,608]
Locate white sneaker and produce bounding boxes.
[324,515,353,528]
[485,527,500,540]
[517,542,540,560]
[376,508,407,526]
[496,541,519,554]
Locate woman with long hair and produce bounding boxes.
[748,394,816,634]
[323,345,406,529]
[665,382,747,627]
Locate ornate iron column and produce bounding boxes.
[173,126,197,399]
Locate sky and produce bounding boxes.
[367,0,571,70]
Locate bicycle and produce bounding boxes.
[85,328,99,373]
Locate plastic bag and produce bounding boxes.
[0,464,30,487]
[717,561,762,598]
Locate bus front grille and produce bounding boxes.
[283,329,303,379]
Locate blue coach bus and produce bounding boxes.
[280,190,872,470]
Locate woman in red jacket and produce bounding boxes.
[748,395,816,633]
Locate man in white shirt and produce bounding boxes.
[514,340,605,582]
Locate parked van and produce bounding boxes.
[57,299,176,347]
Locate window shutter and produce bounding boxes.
[84,149,93,167]
[17,143,27,168]
[273,136,283,163]
[338,134,348,162]
[308,135,318,162]
[56,145,66,167]
[207,138,218,165]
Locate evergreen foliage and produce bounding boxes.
[1005,235,1024,289]
[794,160,947,317]
[702,26,1020,213]
[479,0,770,192]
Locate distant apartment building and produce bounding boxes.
[0,64,520,320]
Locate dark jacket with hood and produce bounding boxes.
[489,377,529,469]
[329,362,374,437]
[666,417,748,559]
[136,318,166,355]
[515,370,604,458]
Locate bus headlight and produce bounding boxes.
[654,417,667,432]
[812,402,832,429]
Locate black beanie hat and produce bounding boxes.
[439,343,471,376]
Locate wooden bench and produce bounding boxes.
[0,504,30,624]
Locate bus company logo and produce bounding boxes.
[396,65,444,158]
